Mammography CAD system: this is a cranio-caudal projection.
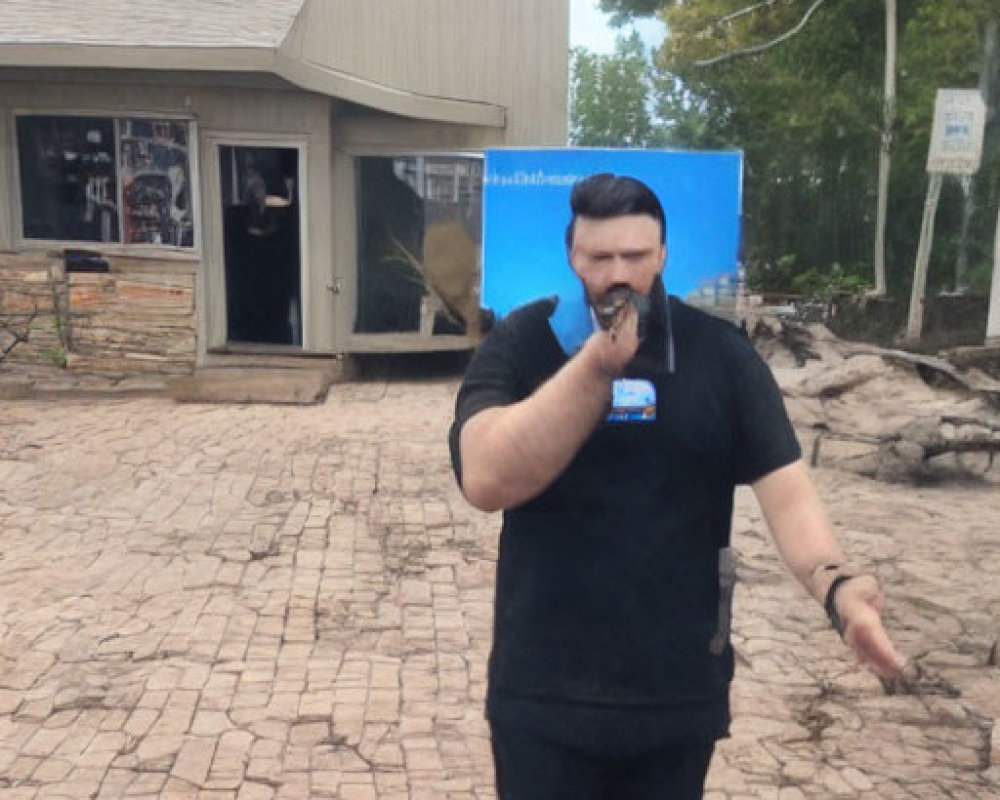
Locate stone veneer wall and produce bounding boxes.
[0,251,196,376]
[0,252,67,368]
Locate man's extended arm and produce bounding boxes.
[459,310,639,512]
[753,460,906,678]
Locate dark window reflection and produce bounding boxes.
[17,116,119,242]
[355,155,483,336]
[16,115,195,249]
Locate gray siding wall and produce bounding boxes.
[282,0,569,145]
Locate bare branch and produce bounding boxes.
[0,309,38,362]
[693,0,827,68]
[700,0,781,34]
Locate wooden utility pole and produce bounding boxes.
[954,174,973,293]
[873,0,896,297]
[988,203,1000,343]
[983,21,999,343]
[906,173,943,341]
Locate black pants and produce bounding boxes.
[488,695,716,800]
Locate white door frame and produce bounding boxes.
[199,132,310,355]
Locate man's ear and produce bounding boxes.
[567,247,583,279]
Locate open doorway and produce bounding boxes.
[220,145,301,346]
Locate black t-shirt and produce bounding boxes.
[449,295,800,737]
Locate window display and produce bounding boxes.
[16,115,194,248]
[120,119,193,247]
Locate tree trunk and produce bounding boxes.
[988,202,1000,342]
[873,0,896,297]
[906,173,943,342]
[983,20,1000,341]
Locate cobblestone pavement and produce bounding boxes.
[1,377,998,799]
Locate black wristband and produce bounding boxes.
[824,574,857,636]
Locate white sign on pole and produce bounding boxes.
[926,89,987,175]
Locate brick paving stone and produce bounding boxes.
[1,379,998,798]
[171,738,217,786]
[234,783,274,800]
[29,755,73,782]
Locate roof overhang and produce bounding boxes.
[0,43,506,128]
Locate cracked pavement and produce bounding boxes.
[0,376,998,798]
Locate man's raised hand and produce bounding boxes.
[582,303,641,379]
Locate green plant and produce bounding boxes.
[791,264,873,302]
[45,343,67,369]
[746,254,798,294]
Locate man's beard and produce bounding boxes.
[584,275,669,376]
[585,274,666,329]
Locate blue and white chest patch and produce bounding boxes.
[608,378,657,423]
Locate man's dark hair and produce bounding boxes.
[565,173,667,250]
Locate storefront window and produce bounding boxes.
[17,116,118,243]
[355,155,483,336]
[120,119,193,247]
[16,115,194,248]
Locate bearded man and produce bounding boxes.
[449,173,905,800]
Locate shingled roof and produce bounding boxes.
[0,0,504,126]
[0,0,305,48]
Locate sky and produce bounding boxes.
[569,0,667,54]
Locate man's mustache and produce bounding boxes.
[591,285,652,332]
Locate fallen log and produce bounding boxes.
[786,355,885,400]
[808,416,1000,480]
[841,343,1000,407]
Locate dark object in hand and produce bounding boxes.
[593,287,652,339]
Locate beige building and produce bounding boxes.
[0,0,568,375]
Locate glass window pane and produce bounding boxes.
[16,116,119,242]
[355,155,483,336]
[120,119,194,247]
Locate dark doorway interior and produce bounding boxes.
[221,145,301,346]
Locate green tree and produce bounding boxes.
[660,0,886,285]
[570,32,662,147]
[598,0,664,27]
[597,0,1000,301]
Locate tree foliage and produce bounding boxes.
[584,0,1000,300]
[597,0,664,27]
[570,32,663,147]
